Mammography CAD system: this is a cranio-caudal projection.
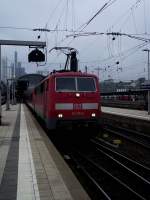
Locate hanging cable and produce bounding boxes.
[45,0,64,28]
[67,31,150,43]
[131,8,138,34]
[65,0,69,31]
[108,0,143,31]
[80,41,148,66]
[143,0,147,34]
[52,0,119,55]
[77,0,118,33]
[0,26,33,31]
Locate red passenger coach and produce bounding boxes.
[31,71,101,130]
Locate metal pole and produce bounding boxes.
[12,79,15,105]
[0,45,2,125]
[147,50,150,115]
[11,79,13,104]
[143,49,150,115]
[85,66,88,73]
[6,79,10,110]
[14,52,16,105]
[13,80,16,105]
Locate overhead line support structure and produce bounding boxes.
[143,49,150,115]
[0,39,46,125]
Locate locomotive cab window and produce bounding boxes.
[56,77,96,92]
[77,77,96,92]
[56,77,76,91]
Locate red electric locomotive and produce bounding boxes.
[29,47,101,131]
[31,71,101,130]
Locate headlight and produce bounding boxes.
[76,93,80,97]
[91,113,96,117]
[58,114,63,118]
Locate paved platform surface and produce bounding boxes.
[102,106,150,121]
[0,104,90,200]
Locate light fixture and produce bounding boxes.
[91,113,96,117]
[76,93,80,97]
[58,114,63,118]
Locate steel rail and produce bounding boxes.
[109,125,150,140]
[103,126,150,150]
[91,140,150,185]
[91,138,150,172]
[71,155,111,200]
[72,150,146,200]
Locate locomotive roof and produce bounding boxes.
[18,73,45,80]
[48,71,98,78]
[34,71,98,88]
[17,73,45,87]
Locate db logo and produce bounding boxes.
[73,103,82,110]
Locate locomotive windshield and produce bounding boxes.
[56,77,96,92]
[77,77,96,91]
[56,77,76,91]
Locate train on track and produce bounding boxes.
[16,47,101,131]
[101,90,148,110]
[28,71,101,130]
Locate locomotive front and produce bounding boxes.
[49,72,101,129]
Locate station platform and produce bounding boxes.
[0,104,90,200]
[102,106,150,121]
[101,106,150,134]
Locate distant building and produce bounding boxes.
[14,51,26,78]
[100,77,146,93]
[101,79,116,93]
[1,51,26,81]
[15,62,26,78]
[1,58,7,82]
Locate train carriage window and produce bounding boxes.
[56,78,76,91]
[77,77,96,92]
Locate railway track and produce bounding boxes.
[91,138,150,182]
[67,137,150,200]
[50,128,150,199]
[70,149,148,199]
[103,125,150,150]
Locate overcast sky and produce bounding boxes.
[0,0,150,81]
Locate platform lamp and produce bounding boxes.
[143,48,150,115]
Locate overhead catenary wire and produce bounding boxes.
[77,0,118,33]
[65,0,69,31]
[50,0,119,63]
[0,26,33,31]
[2,0,147,80]
[78,2,108,32]
[87,0,145,72]
[45,0,64,29]
[66,31,150,43]
[0,26,81,33]
[108,0,143,30]
[71,0,76,31]
[54,0,118,46]
[79,41,148,66]
[131,8,138,34]
[143,0,147,34]
[0,1,69,35]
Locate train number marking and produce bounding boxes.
[73,103,82,110]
